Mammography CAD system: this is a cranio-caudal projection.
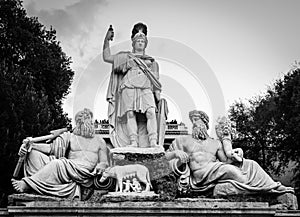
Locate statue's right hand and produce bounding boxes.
[174,150,189,163]
[105,25,114,41]
[18,138,33,157]
[18,143,28,157]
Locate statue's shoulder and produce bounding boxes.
[141,54,156,63]
[175,134,194,144]
[208,137,222,148]
[60,131,72,141]
[95,135,106,147]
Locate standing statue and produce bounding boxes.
[11,108,109,199]
[103,23,167,148]
[165,110,295,196]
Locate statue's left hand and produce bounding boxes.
[154,90,161,102]
[231,148,243,162]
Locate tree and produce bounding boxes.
[0,0,74,206]
[229,66,300,195]
[270,67,300,186]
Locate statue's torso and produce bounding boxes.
[182,137,221,171]
[120,57,153,89]
[67,135,100,169]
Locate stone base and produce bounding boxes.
[276,193,298,210]
[8,193,63,206]
[7,194,300,216]
[7,199,300,217]
[100,191,159,202]
[213,192,298,210]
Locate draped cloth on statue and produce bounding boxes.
[22,132,97,199]
[106,51,166,147]
[168,136,294,195]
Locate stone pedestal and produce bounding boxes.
[276,193,298,210]
[213,183,298,210]
[109,146,177,200]
[7,199,300,217]
[110,147,168,178]
[7,194,300,216]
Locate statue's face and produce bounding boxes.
[191,115,205,128]
[133,38,146,52]
[191,117,208,140]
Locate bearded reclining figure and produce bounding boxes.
[11,108,109,200]
[165,110,295,196]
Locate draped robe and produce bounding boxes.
[168,136,294,196]
[22,132,108,199]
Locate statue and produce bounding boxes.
[131,178,142,193]
[123,179,132,193]
[103,23,168,148]
[11,108,109,199]
[99,164,152,192]
[165,110,295,196]
[215,116,243,163]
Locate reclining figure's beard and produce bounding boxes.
[192,126,209,140]
[73,121,95,138]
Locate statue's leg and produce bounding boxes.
[146,107,158,147]
[12,150,53,193]
[127,111,138,147]
[219,164,247,183]
[24,150,52,177]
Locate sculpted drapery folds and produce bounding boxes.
[12,109,109,199]
[166,110,294,196]
[104,23,167,148]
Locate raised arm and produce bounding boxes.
[102,25,114,64]
[215,116,242,163]
[217,137,243,163]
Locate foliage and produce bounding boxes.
[229,67,300,192]
[0,0,74,206]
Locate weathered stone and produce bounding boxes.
[8,193,63,206]
[100,191,159,202]
[7,198,300,217]
[212,190,298,210]
[7,200,281,217]
[111,146,165,163]
[213,182,249,196]
[276,193,298,210]
[86,190,109,203]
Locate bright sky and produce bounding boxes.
[23,0,300,131]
